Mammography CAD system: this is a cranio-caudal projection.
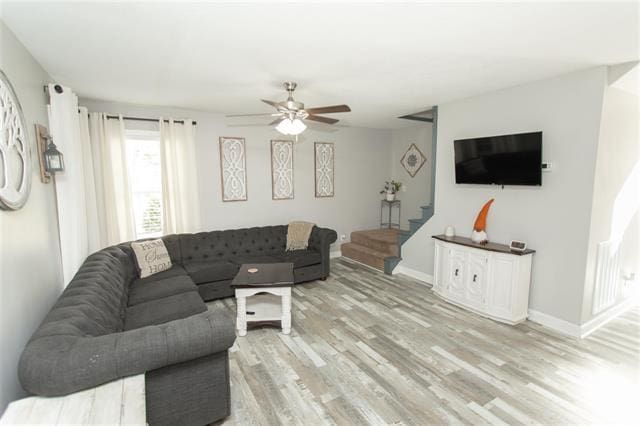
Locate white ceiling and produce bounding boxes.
[1,1,638,129]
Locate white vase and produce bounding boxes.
[445,226,455,237]
[386,192,396,201]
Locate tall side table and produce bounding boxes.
[380,199,401,229]
[231,263,294,336]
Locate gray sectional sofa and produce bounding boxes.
[18,225,337,426]
[166,225,337,300]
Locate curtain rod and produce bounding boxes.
[104,115,197,125]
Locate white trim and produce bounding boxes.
[393,264,433,286]
[330,250,342,259]
[580,295,638,338]
[338,255,385,273]
[527,309,581,338]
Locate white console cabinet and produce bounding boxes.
[433,235,534,325]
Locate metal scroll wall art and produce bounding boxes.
[271,140,294,200]
[314,142,335,198]
[219,137,248,201]
[218,138,336,200]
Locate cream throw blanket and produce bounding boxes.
[286,221,316,251]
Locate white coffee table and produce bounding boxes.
[231,263,294,336]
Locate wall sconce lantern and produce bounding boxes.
[43,138,64,173]
[35,123,63,183]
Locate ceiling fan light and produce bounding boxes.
[290,118,306,135]
[276,118,293,135]
[275,118,306,135]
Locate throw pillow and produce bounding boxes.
[131,239,172,278]
[286,221,316,251]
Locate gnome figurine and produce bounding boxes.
[471,199,494,244]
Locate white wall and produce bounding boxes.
[581,82,639,323]
[0,22,63,411]
[399,67,607,325]
[80,99,393,247]
[390,124,433,229]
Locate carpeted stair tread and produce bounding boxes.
[341,242,390,271]
[350,229,401,257]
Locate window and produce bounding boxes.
[125,130,163,239]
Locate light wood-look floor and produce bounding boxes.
[209,258,640,425]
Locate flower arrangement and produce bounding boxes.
[380,180,402,195]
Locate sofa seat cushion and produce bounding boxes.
[128,275,197,307]
[230,255,280,267]
[137,264,188,284]
[184,261,239,284]
[124,291,206,330]
[277,250,322,268]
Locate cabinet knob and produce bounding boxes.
[455,268,459,277]
[473,274,477,282]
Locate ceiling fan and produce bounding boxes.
[226,82,351,136]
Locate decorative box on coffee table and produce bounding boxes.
[231,263,294,336]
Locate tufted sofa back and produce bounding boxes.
[172,225,288,264]
[30,244,136,341]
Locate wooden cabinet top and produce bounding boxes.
[432,234,535,256]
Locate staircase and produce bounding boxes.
[341,204,434,273]
[384,204,434,273]
[341,106,439,274]
[341,229,402,271]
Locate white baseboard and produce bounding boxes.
[579,296,638,338]
[529,295,638,339]
[330,250,342,259]
[393,264,433,286]
[527,309,581,338]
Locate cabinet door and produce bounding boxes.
[487,254,517,319]
[465,251,488,308]
[446,248,466,300]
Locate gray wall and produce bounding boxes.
[390,124,433,229]
[399,67,607,325]
[80,99,393,246]
[0,22,63,411]
[581,83,639,323]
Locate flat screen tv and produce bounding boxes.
[454,131,542,186]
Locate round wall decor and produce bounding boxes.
[0,70,32,210]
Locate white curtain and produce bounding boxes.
[49,88,137,285]
[159,119,201,233]
[48,85,89,284]
[78,107,101,253]
[49,91,197,283]
[87,113,136,246]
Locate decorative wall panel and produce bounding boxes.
[400,143,426,178]
[0,70,32,210]
[271,140,294,200]
[219,137,247,201]
[314,142,334,198]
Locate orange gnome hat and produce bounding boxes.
[473,199,494,232]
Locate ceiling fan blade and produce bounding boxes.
[225,112,283,118]
[268,118,283,126]
[304,105,351,114]
[261,99,281,108]
[306,115,339,125]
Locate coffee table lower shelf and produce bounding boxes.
[235,287,292,336]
